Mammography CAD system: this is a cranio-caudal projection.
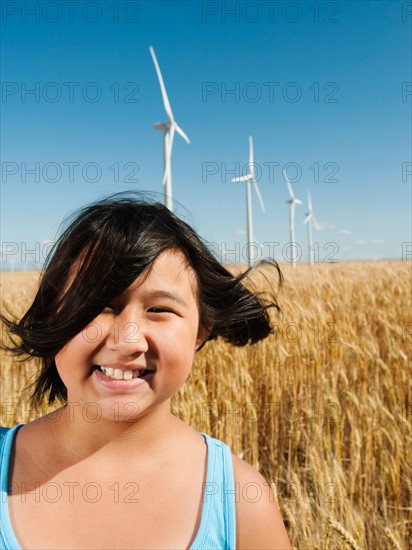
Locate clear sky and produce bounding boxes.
[1,0,411,269]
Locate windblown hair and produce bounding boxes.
[1,192,282,407]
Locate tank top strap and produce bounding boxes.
[190,433,236,549]
[0,424,24,550]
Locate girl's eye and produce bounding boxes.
[148,307,172,314]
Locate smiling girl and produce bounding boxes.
[0,194,291,549]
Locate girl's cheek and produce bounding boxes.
[56,328,98,363]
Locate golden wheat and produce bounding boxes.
[327,517,362,550]
[1,260,411,549]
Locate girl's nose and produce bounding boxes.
[106,317,149,355]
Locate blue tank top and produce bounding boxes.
[0,425,236,549]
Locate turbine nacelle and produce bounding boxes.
[286,198,302,205]
[303,190,323,230]
[154,122,170,131]
[232,136,266,213]
[283,169,302,204]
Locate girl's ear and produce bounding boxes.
[195,323,212,350]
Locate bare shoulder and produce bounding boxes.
[232,455,292,550]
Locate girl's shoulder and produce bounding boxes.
[197,434,291,548]
[231,454,292,549]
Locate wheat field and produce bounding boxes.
[1,260,411,549]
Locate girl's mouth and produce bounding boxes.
[95,365,154,381]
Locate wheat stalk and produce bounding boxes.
[327,517,362,550]
[383,527,403,550]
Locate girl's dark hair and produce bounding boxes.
[1,192,282,407]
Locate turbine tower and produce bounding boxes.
[232,136,265,268]
[304,190,323,266]
[283,169,302,268]
[304,191,314,266]
[149,46,190,211]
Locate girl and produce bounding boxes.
[0,193,291,550]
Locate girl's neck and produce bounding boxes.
[39,400,181,465]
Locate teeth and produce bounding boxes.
[99,366,150,381]
[102,366,114,377]
[114,369,123,379]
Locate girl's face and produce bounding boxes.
[55,249,208,423]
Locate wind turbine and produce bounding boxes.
[232,136,265,268]
[149,46,190,211]
[304,191,324,265]
[283,169,302,268]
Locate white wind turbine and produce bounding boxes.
[283,169,302,268]
[232,136,266,268]
[149,46,190,211]
[304,190,324,265]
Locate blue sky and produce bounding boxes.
[1,0,411,268]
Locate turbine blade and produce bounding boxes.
[313,217,324,231]
[307,190,312,212]
[252,178,265,213]
[295,199,303,205]
[149,46,174,122]
[303,213,313,224]
[175,123,190,144]
[283,169,295,199]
